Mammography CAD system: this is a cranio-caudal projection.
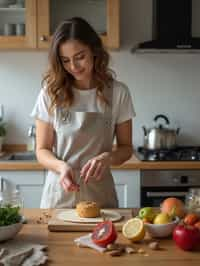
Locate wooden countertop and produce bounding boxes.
[0,161,44,170]
[13,209,200,266]
[112,154,200,170]
[1,153,200,170]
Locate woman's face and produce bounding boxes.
[59,40,94,86]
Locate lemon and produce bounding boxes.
[153,213,172,224]
[122,218,145,242]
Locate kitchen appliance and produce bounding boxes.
[141,170,200,207]
[138,0,200,49]
[137,146,200,161]
[142,114,180,150]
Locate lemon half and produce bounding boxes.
[122,218,145,242]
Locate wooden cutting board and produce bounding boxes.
[48,209,133,232]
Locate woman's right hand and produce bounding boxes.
[59,162,79,192]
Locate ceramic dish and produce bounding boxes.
[0,218,23,242]
[144,217,179,238]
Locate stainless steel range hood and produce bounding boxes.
[134,0,200,52]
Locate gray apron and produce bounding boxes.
[40,86,118,208]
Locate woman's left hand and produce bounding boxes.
[80,152,111,183]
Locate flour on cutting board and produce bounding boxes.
[56,209,122,223]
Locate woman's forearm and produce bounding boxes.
[36,149,65,173]
[109,145,133,166]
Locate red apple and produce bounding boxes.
[173,224,200,251]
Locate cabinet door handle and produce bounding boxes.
[40,35,47,42]
[0,176,4,192]
[146,191,187,198]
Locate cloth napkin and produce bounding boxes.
[0,239,47,266]
[74,233,106,253]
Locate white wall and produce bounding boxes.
[0,0,200,147]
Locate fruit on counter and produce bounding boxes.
[142,217,152,224]
[148,241,160,250]
[161,197,185,218]
[194,221,200,230]
[153,213,172,224]
[122,218,145,242]
[91,221,117,247]
[138,207,156,222]
[173,224,200,251]
[183,213,199,226]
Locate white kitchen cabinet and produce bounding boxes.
[0,169,140,208]
[112,170,140,208]
[0,170,45,208]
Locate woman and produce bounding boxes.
[31,17,136,208]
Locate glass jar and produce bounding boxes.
[0,185,23,209]
[0,185,24,224]
[185,188,200,213]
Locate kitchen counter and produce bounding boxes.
[1,153,200,170]
[117,155,200,170]
[0,161,44,170]
[11,209,200,266]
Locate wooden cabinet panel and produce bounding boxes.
[0,0,119,49]
[0,0,37,49]
[37,0,49,49]
[104,0,120,48]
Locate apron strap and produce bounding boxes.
[102,84,113,151]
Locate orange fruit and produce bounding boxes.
[161,197,185,218]
[184,213,199,226]
[142,217,152,224]
[194,221,200,230]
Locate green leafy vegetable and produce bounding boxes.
[0,121,6,137]
[0,204,21,226]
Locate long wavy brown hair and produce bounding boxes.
[42,17,115,114]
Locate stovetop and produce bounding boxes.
[137,146,200,161]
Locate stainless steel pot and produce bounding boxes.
[142,114,180,150]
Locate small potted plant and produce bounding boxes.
[0,118,6,152]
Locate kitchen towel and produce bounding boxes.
[74,233,106,253]
[0,239,47,266]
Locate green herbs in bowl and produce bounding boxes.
[0,204,21,226]
[0,205,23,242]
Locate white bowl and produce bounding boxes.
[0,220,23,242]
[144,217,179,238]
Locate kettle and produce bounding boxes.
[142,114,180,150]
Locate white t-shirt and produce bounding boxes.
[31,80,136,127]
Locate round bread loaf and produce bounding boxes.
[76,201,100,218]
